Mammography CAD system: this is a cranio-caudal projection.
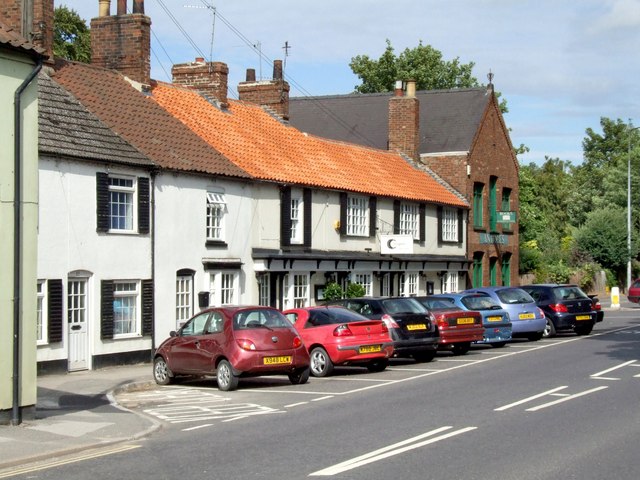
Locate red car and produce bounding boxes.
[628,279,640,303]
[283,306,394,377]
[153,306,310,391]
[414,297,485,355]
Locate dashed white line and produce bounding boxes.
[525,386,609,411]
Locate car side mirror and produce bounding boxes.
[169,330,177,337]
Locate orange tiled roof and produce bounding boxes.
[151,82,467,207]
[52,61,250,179]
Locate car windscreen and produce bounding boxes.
[308,308,368,326]
[381,298,426,314]
[419,297,458,310]
[495,288,535,305]
[461,295,501,310]
[233,309,291,330]
[552,286,589,301]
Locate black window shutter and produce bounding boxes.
[138,177,150,234]
[280,187,292,247]
[47,279,63,343]
[339,192,347,235]
[369,197,377,237]
[101,280,114,340]
[419,203,426,242]
[437,205,443,243]
[393,200,400,234]
[96,172,109,232]
[303,188,312,247]
[458,209,464,244]
[142,279,153,336]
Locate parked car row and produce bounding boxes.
[152,284,603,391]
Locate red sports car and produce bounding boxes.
[283,306,394,377]
[153,306,310,391]
[628,279,640,303]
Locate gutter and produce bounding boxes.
[12,58,42,426]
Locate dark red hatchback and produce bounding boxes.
[153,306,310,391]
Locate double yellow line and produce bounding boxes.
[0,444,141,478]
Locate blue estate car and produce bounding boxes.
[463,287,546,341]
[421,293,512,347]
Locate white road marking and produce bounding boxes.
[526,386,609,411]
[495,386,568,411]
[590,360,638,379]
[311,396,334,402]
[182,424,213,431]
[309,426,477,476]
[285,402,309,408]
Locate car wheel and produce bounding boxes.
[153,356,174,385]
[366,359,389,372]
[216,359,239,391]
[310,347,334,377]
[574,324,593,336]
[288,367,310,385]
[413,350,436,363]
[527,331,543,341]
[543,317,556,338]
[451,342,471,356]
[491,342,507,348]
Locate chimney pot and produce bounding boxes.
[99,0,111,17]
[117,0,126,15]
[133,0,145,14]
[394,80,403,97]
[195,57,205,63]
[273,60,283,80]
[246,68,256,82]
[406,80,416,98]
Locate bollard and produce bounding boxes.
[611,286,620,309]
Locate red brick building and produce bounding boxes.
[289,83,520,288]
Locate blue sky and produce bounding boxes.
[58,0,640,166]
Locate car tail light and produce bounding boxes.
[333,324,353,337]
[381,322,389,334]
[292,336,303,348]
[593,301,602,311]
[237,339,256,351]
[435,314,447,327]
[381,314,400,329]
[549,303,568,313]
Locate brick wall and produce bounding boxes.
[422,94,519,288]
[172,59,228,107]
[90,13,151,85]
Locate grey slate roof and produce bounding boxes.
[288,88,491,154]
[38,72,155,167]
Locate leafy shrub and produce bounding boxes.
[345,282,366,298]
[323,282,343,301]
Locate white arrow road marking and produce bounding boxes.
[309,426,477,476]
[526,386,609,411]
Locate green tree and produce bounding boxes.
[574,208,637,284]
[54,6,91,62]
[350,39,478,94]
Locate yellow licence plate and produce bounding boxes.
[576,315,591,321]
[359,345,382,354]
[457,317,475,325]
[407,324,427,331]
[263,356,292,365]
[487,316,502,322]
[519,313,535,320]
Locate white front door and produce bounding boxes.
[68,278,89,371]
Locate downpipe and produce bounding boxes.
[12,59,42,426]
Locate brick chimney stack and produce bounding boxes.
[172,58,229,108]
[237,60,290,120]
[388,79,420,162]
[90,0,151,85]
[0,0,54,61]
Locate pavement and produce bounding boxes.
[0,363,159,471]
[0,294,636,472]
